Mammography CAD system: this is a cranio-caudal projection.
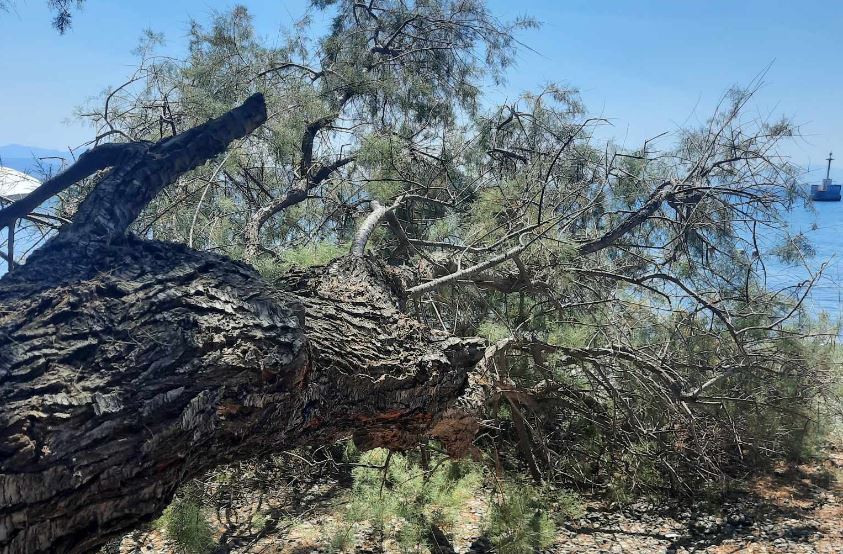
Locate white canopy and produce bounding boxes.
[0,166,41,201]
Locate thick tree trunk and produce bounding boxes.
[0,96,484,554]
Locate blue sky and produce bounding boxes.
[2,0,843,177]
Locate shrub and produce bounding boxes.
[321,520,355,553]
[332,446,482,552]
[553,487,586,520]
[155,486,215,554]
[486,483,556,554]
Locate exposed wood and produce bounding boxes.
[351,199,401,257]
[5,221,13,272]
[406,243,527,298]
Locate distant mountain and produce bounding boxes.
[0,144,74,178]
[0,144,71,158]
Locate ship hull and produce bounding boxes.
[810,184,842,202]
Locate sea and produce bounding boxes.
[762,198,843,329]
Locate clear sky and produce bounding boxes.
[2,0,843,174]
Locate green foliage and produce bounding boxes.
[254,242,349,280]
[321,520,355,553]
[333,447,482,552]
[366,180,403,204]
[426,215,460,242]
[155,488,215,554]
[486,483,557,554]
[250,511,269,531]
[478,320,510,342]
[604,440,663,504]
[554,487,586,520]
[772,232,816,263]
[280,242,349,269]
[546,323,591,349]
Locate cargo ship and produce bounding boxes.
[810,152,841,201]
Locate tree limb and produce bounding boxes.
[54,93,267,244]
[0,142,147,231]
[575,180,675,255]
[351,198,402,257]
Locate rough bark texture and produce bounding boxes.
[0,95,485,554]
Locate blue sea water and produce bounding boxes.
[762,199,843,326]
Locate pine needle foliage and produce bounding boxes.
[155,487,215,554]
[333,446,482,552]
[486,483,557,554]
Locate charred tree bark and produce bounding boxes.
[0,95,484,554]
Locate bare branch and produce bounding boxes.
[351,197,403,257]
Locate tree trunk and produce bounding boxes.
[0,95,484,554]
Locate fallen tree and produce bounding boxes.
[0,94,485,554]
[5,3,839,552]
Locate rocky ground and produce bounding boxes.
[554,450,843,554]
[112,450,843,553]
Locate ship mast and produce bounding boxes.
[811,152,840,199]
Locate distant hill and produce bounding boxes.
[0,144,74,178]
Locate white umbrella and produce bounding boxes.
[0,166,41,201]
